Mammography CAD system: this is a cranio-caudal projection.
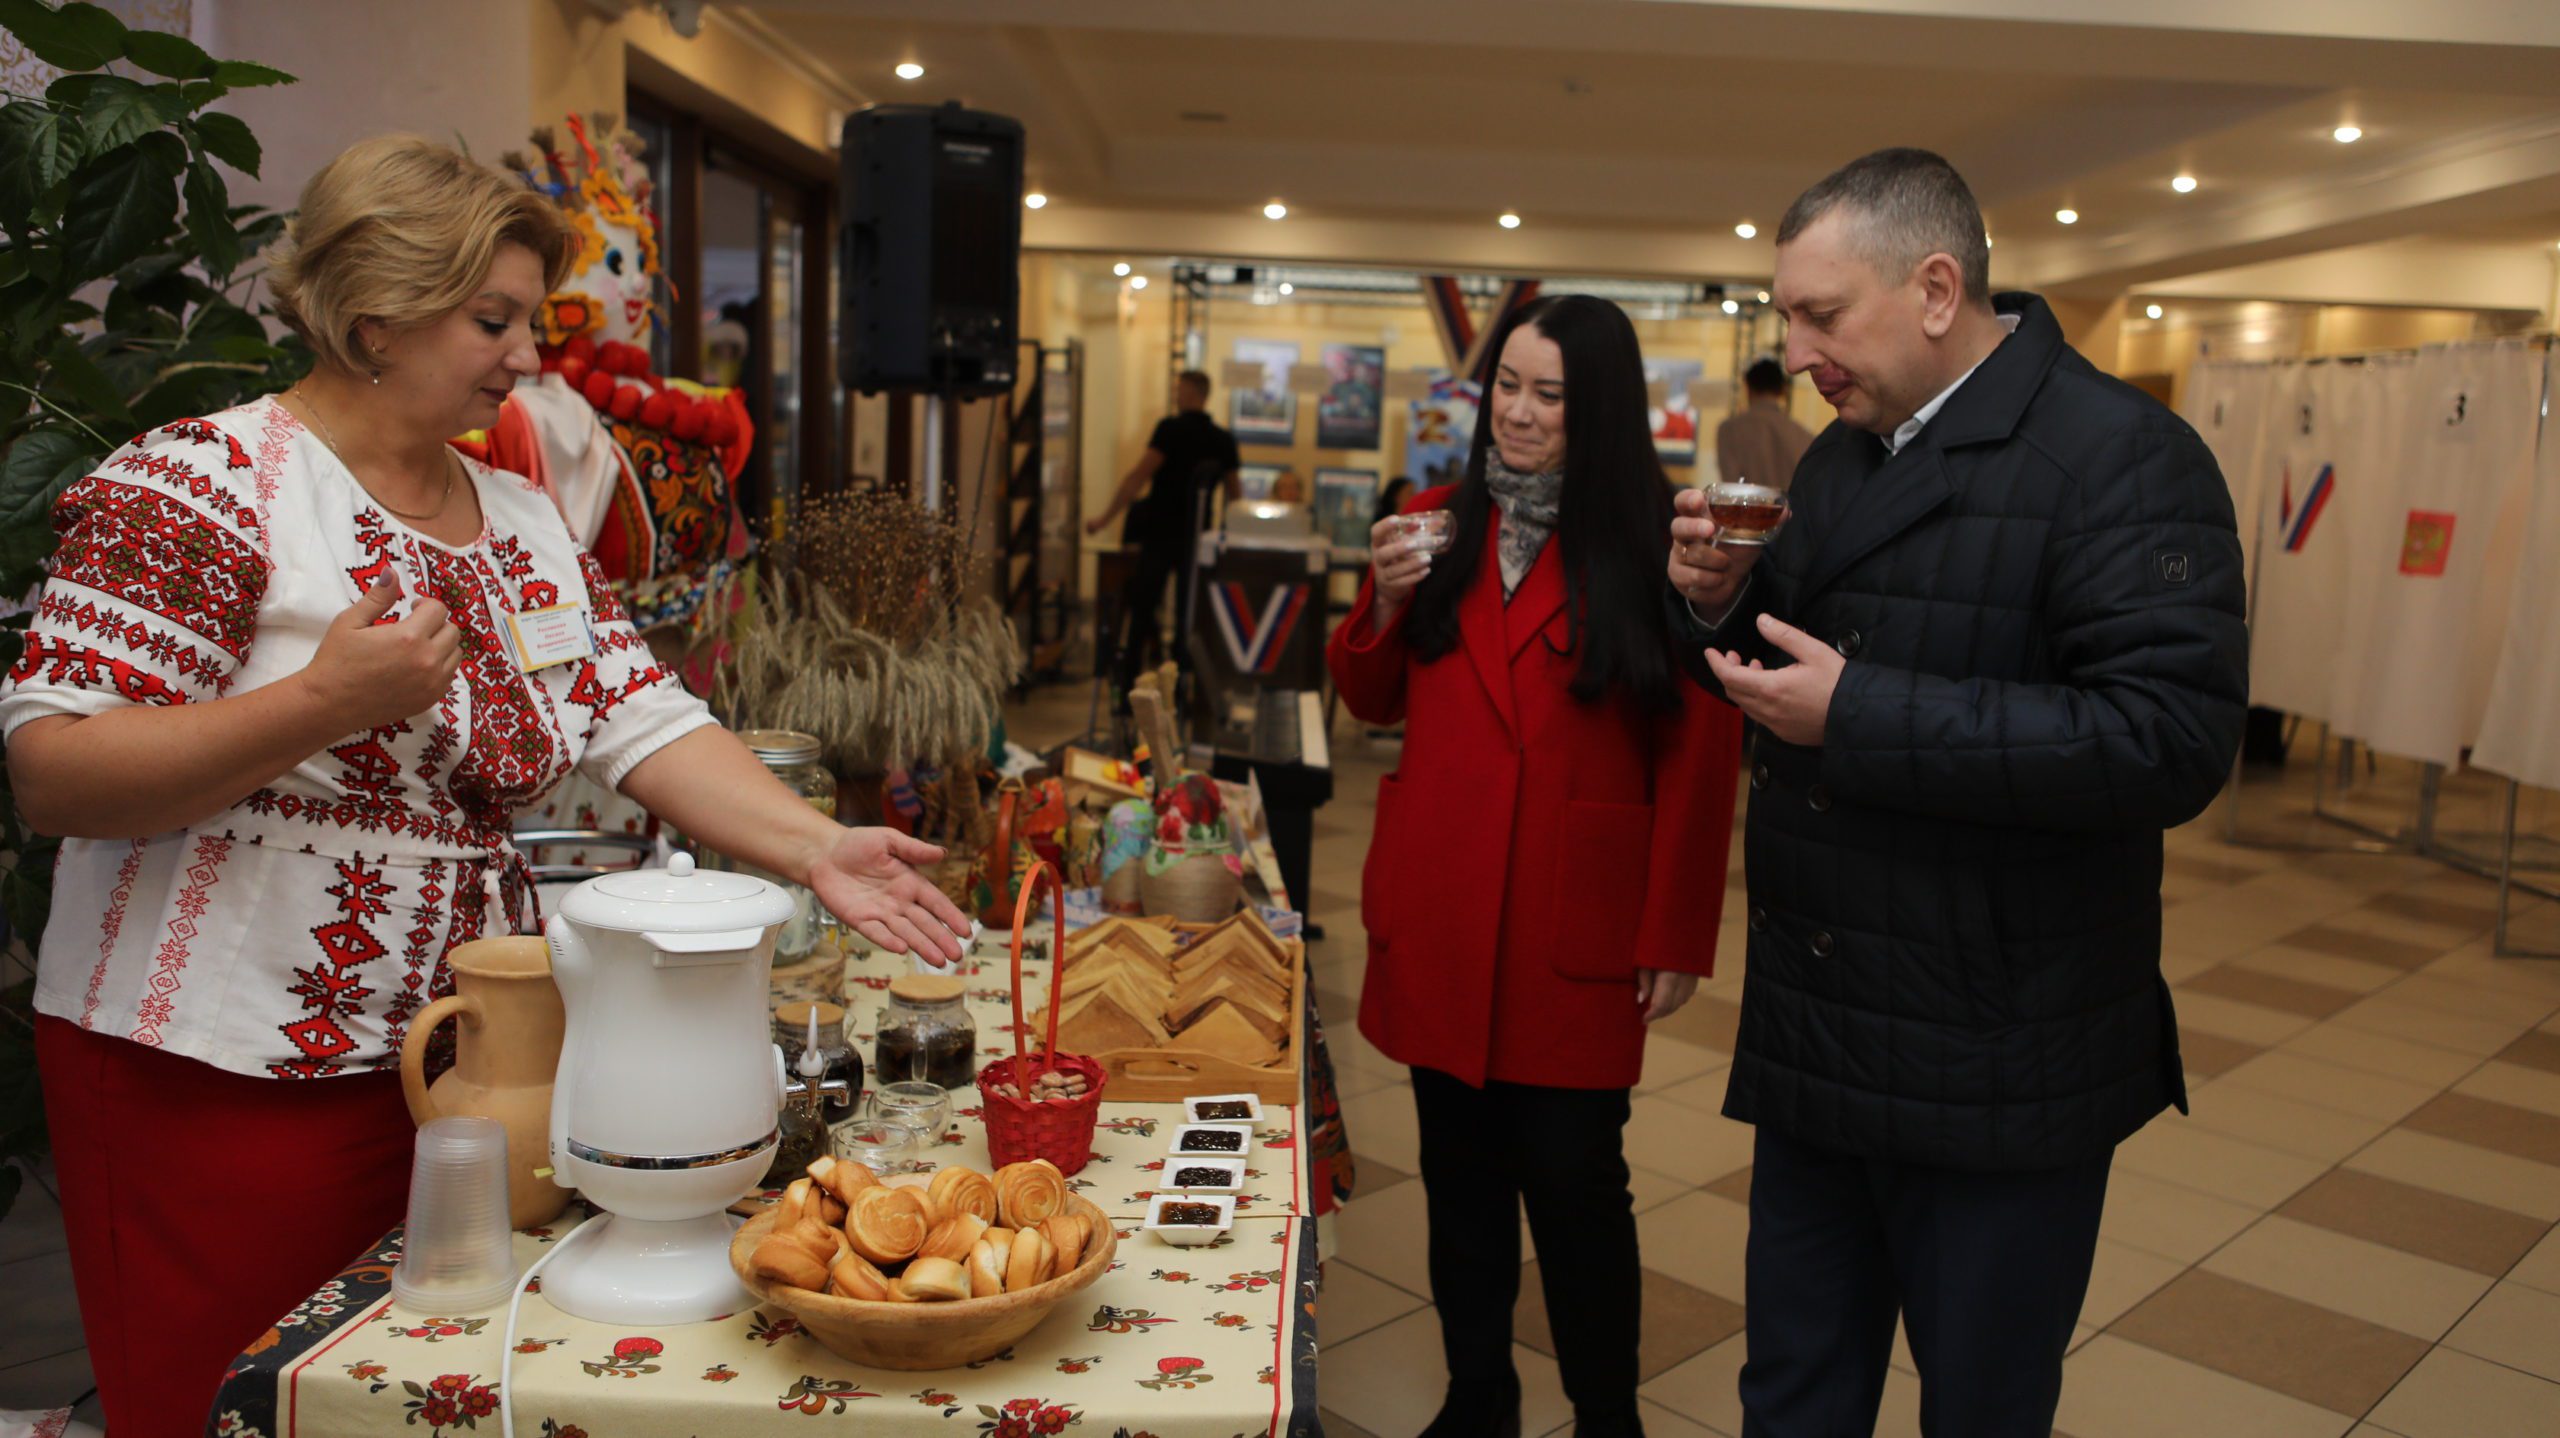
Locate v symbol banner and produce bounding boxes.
[1207,581,1311,675]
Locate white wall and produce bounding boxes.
[2151,237,2559,320]
[192,0,533,218]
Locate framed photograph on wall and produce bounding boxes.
[1407,372,1481,490]
[1317,343,1387,451]
[1313,467,1381,550]
[1238,463,1285,501]
[1231,338,1299,445]
[1645,357,1704,467]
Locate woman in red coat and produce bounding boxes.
[1329,295,1741,1438]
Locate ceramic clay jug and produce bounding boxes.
[398,936,571,1228]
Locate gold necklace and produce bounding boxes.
[290,386,456,523]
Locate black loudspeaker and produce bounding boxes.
[841,101,1023,396]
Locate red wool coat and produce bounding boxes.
[1328,492,1742,1089]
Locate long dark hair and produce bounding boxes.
[1403,294,1677,712]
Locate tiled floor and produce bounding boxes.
[1261,703,2560,1438]
[5,687,2558,1438]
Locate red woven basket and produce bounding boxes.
[975,860,1107,1175]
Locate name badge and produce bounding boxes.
[507,602,596,672]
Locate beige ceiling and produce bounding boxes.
[737,0,2560,302]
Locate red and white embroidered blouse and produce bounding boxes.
[0,396,714,1079]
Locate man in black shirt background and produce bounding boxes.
[1088,368,1242,692]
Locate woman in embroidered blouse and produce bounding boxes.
[0,136,972,1433]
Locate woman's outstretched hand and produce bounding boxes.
[809,827,972,962]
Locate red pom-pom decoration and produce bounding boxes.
[563,334,597,364]
[581,371,617,409]
[555,354,591,390]
[670,405,707,441]
[702,411,738,447]
[608,383,645,421]
[638,390,676,429]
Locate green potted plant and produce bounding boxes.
[0,0,300,1220]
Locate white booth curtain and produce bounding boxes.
[2191,340,2552,779]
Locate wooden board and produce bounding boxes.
[1082,927,1308,1106]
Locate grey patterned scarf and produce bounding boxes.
[1483,453,1564,600]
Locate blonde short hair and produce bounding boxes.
[265,134,577,376]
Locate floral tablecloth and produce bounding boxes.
[211,930,1327,1437]
[211,1205,1318,1438]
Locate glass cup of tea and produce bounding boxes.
[1705,481,1790,548]
[1390,509,1456,556]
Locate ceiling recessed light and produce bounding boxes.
[1263,202,1288,220]
[1024,192,1047,210]
[895,62,924,80]
[1499,211,1521,229]
[1278,282,1294,296]
[1112,262,1131,277]
[1129,275,1148,290]
[2333,124,2362,144]
[2171,174,2198,194]
[1720,298,1740,315]
[2055,208,2079,225]
[2145,303,2164,320]
[1757,290,1771,303]
[1735,222,1757,239]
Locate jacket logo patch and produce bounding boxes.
[2155,550,2193,587]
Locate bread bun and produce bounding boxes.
[827,1248,894,1302]
[1004,1227,1055,1292]
[994,1159,1067,1230]
[900,1255,972,1302]
[967,1238,1005,1297]
[809,1153,880,1207]
[750,1234,828,1290]
[983,1227,1016,1277]
[927,1165,999,1224]
[846,1184,931,1266]
[1039,1212,1090,1274]
[920,1212,990,1263]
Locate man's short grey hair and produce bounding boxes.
[1777,148,1992,305]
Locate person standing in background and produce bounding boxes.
[1088,368,1241,690]
[1714,357,1815,487]
[1668,147,2246,1437]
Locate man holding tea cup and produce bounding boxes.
[1666,148,2248,1437]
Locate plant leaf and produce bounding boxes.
[46,333,134,430]
[207,59,293,89]
[189,110,260,178]
[60,131,182,280]
[0,103,83,235]
[0,426,99,590]
[0,0,128,72]
[182,153,237,278]
[76,76,186,154]
[121,27,213,80]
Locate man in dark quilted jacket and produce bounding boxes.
[1666,148,2248,1437]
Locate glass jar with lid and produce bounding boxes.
[873,973,979,1092]
[718,729,836,961]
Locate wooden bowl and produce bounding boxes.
[725,1187,1119,1370]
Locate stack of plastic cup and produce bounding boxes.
[389,1115,520,1315]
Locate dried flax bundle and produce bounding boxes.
[712,492,1022,776]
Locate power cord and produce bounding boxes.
[496,1213,605,1438]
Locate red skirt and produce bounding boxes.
[36,1016,417,1436]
